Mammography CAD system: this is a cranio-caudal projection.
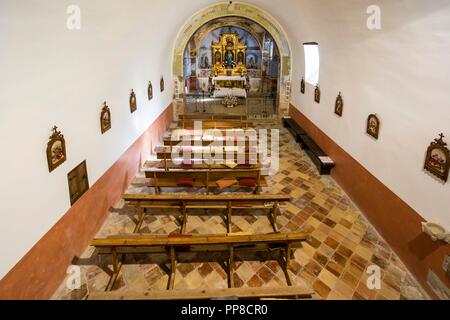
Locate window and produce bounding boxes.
[303,42,320,85]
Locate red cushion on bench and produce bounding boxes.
[181,159,194,166]
[239,178,257,187]
[244,146,257,153]
[176,178,195,187]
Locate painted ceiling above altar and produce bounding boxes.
[183,17,280,80]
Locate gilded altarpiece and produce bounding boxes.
[212,33,248,77]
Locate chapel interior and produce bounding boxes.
[0,0,449,301]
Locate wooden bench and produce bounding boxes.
[173,120,253,129]
[163,135,257,147]
[155,146,260,169]
[144,168,266,195]
[90,232,309,292]
[123,193,290,233]
[298,135,335,175]
[178,113,248,121]
[144,160,261,171]
[282,117,307,142]
[87,285,315,300]
[283,117,335,175]
[166,128,265,137]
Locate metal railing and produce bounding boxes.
[183,93,277,119]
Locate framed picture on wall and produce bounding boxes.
[366,114,380,139]
[300,77,305,94]
[68,160,89,206]
[424,133,450,182]
[160,77,165,92]
[314,85,321,103]
[100,102,111,134]
[335,92,344,117]
[46,126,67,172]
[148,81,153,101]
[129,89,137,113]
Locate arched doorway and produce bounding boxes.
[172,2,292,118]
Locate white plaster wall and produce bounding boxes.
[0,0,220,279]
[288,0,450,231]
[1,0,449,280]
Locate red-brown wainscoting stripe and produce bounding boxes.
[289,104,449,299]
[0,104,173,300]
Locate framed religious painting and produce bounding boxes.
[424,133,450,182]
[47,126,67,172]
[300,77,305,94]
[148,81,153,101]
[100,101,111,134]
[314,85,321,103]
[160,77,165,92]
[335,92,344,117]
[366,114,380,139]
[129,89,137,113]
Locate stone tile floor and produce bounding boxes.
[53,120,428,300]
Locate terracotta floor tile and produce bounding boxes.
[313,252,329,267]
[336,245,353,258]
[355,281,377,300]
[341,271,359,289]
[324,237,339,250]
[313,279,331,299]
[334,280,355,299]
[318,268,339,289]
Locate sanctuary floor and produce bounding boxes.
[53,120,428,300]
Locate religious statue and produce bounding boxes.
[200,55,210,69]
[225,50,235,68]
[247,56,256,69]
[215,51,222,65]
[237,51,244,65]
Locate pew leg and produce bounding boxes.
[227,202,232,233]
[228,247,235,288]
[106,249,123,292]
[167,246,177,290]
[134,207,145,233]
[271,202,279,233]
[180,202,188,234]
[277,249,292,287]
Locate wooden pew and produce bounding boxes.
[166,128,266,137]
[173,120,253,129]
[163,135,256,147]
[155,146,260,169]
[90,232,309,293]
[178,113,248,121]
[144,168,265,195]
[155,145,259,158]
[144,160,261,171]
[123,193,290,233]
[87,285,315,300]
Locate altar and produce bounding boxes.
[212,75,247,98]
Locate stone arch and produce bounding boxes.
[172,2,293,115]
